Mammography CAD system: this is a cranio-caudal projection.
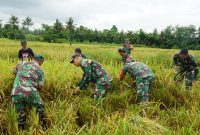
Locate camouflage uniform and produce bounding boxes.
[173,52,199,90]
[120,62,155,102]
[11,61,46,129]
[78,59,112,100]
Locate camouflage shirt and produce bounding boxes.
[173,52,199,72]
[11,61,44,97]
[78,59,112,90]
[120,62,154,83]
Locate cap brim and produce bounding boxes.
[70,60,74,63]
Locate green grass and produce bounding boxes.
[0,38,200,134]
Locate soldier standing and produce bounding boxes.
[11,54,47,130]
[70,53,112,100]
[173,49,199,90]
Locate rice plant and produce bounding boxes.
[0,38,200,135]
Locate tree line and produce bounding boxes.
[0,15,200,49]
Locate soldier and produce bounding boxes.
[122,40,134,55]
[75,48,86,59]
[118,48,134,64]
[70,53,112,100]
[173,49,199,90]
[18,40,34,62]
[11,54,47,130]
[118,61,155,102]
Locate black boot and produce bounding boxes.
[17,110,27,131]
[39,114,48,130]
[18,123,26,130]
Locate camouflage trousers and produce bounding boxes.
[136,76,155,102]
[11,90,46,130]
[174,70,194,90]
[93,77,112,100]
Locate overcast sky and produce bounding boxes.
[0,0,200,32]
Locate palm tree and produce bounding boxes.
[8,15,19,40]
[66,17,75,46]
[9,15,19,27]
[53,19,63,34]
[22,16,33,31]
[22,16,33,40]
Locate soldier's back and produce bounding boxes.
[81,59,111,81]
[17,62,41,78]
[12,62,42,96]
[125,62,154,82]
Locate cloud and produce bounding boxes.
[0,0,199,32]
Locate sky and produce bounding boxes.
[0,0,200,32]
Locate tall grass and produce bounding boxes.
[0,38,200,134]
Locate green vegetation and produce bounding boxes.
[0,16,200,49]
[0,38,200,134]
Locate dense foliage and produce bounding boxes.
[0,15,200,49]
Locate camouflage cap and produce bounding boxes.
[21,40,27,45]
[70,53,82,63]
[34,54,44,61]
[118,47,125,53]
[180,49,188,55]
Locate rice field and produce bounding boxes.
[0,38,200,135]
